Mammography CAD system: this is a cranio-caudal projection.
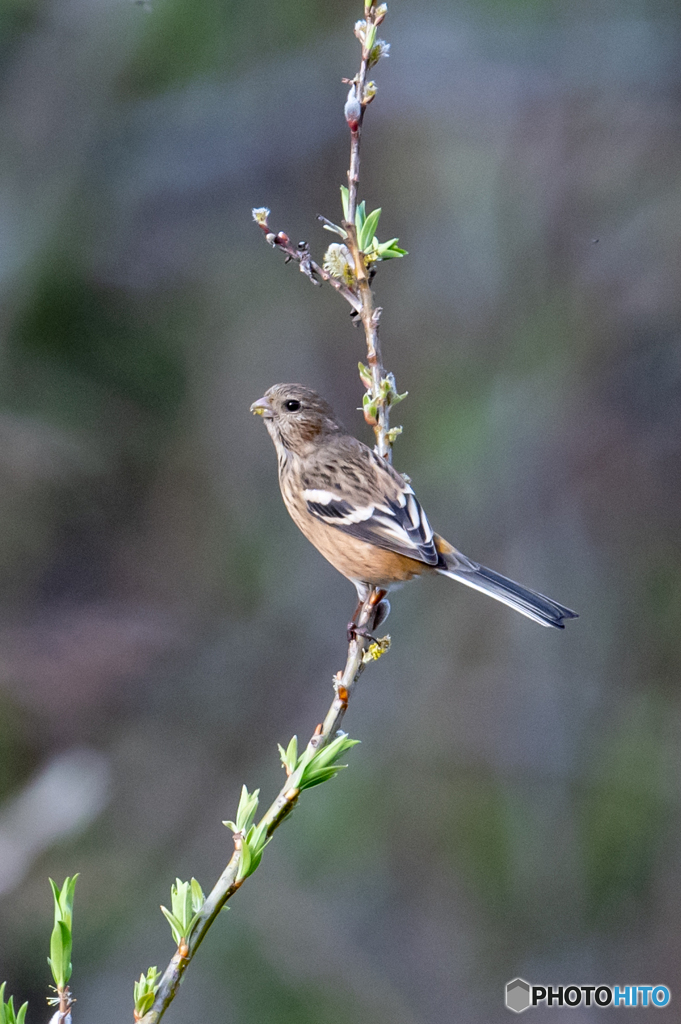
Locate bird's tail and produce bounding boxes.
[437,552,578,629]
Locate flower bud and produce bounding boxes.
[251,207,270,226]
[344,84,362,132]
[324,243,355,285]
[364,80,378,103]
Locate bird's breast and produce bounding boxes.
[277,465,425,586]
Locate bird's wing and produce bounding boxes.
[302,448,441,566]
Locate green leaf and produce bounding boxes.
[162,880,203,943]
[137,991,155,1016]
[234,785,260,834]
[246,839,271,876]
[278,735,298,775]
[186,911,202,938]
[362,392,378,422]
[134,967,161,1017]
[236,819,272,881]
[312,733,360,769]
[49,876,78,934]
[170,879,190,930]
[375,238,407,259]
[358,362,373,388]
[60,876,78,927]
[359,208,381,251]
[49,878,60,912]
[298,765,349,790]
[248,820,269,855]
[355,200,367,235]
[246,844,268,875]
[236,837,252,882]
[286,735,298,767]
[160,906,185,945]
[0,985,26,1024]
[190,878,205,914]
[340,185,349,221]
[294,734,360,791]
[364,23,377,50]
[49,919,72,988]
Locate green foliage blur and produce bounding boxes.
[0,0,680,1020]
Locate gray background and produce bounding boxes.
[0,0,680,1020]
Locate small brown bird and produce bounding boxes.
[251,384,577,631]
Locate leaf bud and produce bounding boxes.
[357,361,373,389]
[362,393,378,425]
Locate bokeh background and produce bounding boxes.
[1,0,680,1019]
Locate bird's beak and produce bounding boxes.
[250,396,274,420]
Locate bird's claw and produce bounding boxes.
[346,622,377,644]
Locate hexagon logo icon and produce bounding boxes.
[506,978,531,1013]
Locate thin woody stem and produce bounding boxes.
[344,6,391,463]
[141,4,395,1020]
[252,215,362,314]
[48,986,73,1024]
[253,2,393,462]
[137,593,382,1024]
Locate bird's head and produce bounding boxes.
[250,384,343,456]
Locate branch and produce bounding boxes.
[343,4,392,461]
[135,4,402,1020]
[253,0,405,463]
[137,592,389,1024]
[252,209,362,315]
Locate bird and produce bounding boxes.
[251,384,577,633]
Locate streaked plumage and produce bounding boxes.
[251,384,578,629]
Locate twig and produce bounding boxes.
[254,0,398,462]
[252,210,362,315]
[137,594,386,1024]
[342,3,391,461]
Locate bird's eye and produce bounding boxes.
[284,399,301,412]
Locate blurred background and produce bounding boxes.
[1,0,680,1019]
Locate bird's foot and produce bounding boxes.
[346,622,377,644]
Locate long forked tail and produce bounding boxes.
[438,558,578,629]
